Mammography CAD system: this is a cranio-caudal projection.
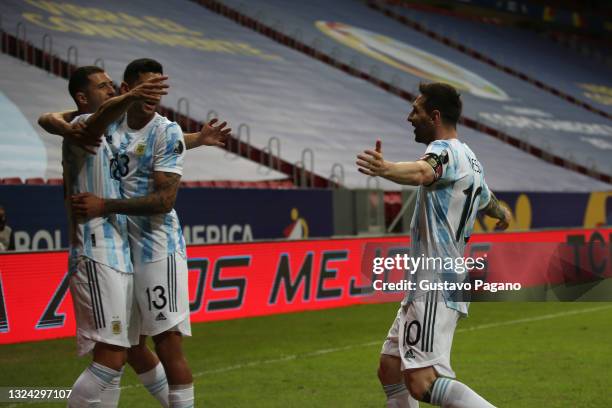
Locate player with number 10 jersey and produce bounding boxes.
[357,82,510,408]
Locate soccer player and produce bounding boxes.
[39,65,229,407]
[356,83,510,408]
[70,58,218,408]
[44,69,169,407]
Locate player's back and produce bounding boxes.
[409,138,491,313]
[108,113,186,264]
[62,115,131,272]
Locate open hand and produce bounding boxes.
[129,75,169,105]
[356,139,389,177]
[198,118,231,147]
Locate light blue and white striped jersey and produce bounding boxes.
[63,114,132,273]
[404,139,491,315]
[108,113,186,265]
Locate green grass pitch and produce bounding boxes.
[1,302,611,407]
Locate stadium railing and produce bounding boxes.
[0,26,338,189]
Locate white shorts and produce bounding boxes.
[130,252,191,338]
[69,257,135,356]
[381,291,459,377]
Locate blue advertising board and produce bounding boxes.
[0,185,334,251]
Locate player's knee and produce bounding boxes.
[404,369,437,401]
[405,378,432,401]
[93,342,127,371]
[153,331,183,356]
[127,337,159,373]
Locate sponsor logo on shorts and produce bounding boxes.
[111,320,121,334]
[155,312,167,321]
[404,349,416,360]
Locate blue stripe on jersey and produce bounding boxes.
[102,221,119,267]
[164,214,175,255]
[141,217,154,263]
[83,221,92,256]
[136,127,158,262]
[163,124,180,168]
[177,222,186,254]
[430,191,453,245]
[100,160,119,269]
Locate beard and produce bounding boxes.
[414,123,436,144]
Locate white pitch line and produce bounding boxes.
[124,304,612,389]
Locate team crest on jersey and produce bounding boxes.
[111,320,122,334]
[173,140,184,155]
[135,142,146,157]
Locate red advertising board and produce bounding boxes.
[0,229,610,344]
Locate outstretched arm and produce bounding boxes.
[72,171,180,217]
[481,193,511,230]
[183,118,231,150]
[84,76,169,137]
[356,140,435,186]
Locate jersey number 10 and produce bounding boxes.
[455,184,482,243]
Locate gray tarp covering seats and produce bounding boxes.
[1,0,610,190]
[0,53,287,181]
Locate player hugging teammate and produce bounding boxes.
[39,59,230,408]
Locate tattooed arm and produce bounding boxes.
[481,192,511,230]
[71,172,181,218]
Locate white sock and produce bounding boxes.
[99,367,123,407]
[430,378,495,408]
[383,383,419,408]
[168,384,194,408]
[68,362,122,408]
[138,362,169,408]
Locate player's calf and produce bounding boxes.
[153,331,194,408]
[379,355,420,408]
[404,368,496,408]
[128,336,169,407]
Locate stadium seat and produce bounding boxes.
[212,181,232,188]
[267,180,294,189]
[46,178,63,185]
[180,181,201,188]
[1,177,23,185]
[25,178,45,185]
[228,181,248,188]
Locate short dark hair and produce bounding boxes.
[123,58,163,86]
[418,82,462,127]
[68,66,105,101]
